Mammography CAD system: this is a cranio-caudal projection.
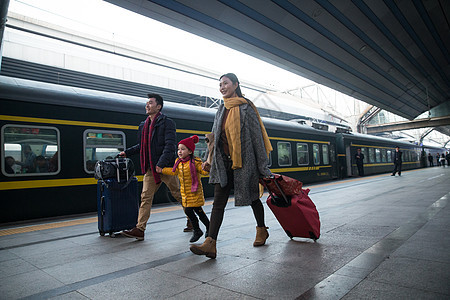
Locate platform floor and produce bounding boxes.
[1,166,449,299]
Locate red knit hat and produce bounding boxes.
[178,135,199,153]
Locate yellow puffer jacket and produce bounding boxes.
[162,157,209,207]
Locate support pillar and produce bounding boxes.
[0,0,10,71]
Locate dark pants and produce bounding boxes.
[356,163,364,176]
[208,157,265,240]
[185,207,209,231]
[392,162,402,175]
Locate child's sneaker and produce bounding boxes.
[190,229,203,243]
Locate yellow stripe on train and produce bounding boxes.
[0,175,145,191]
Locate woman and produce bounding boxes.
[190,73,272,259]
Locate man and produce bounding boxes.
[119,93,187,241]
[354,148,364,176]
[428,153,433,167]
[391,146,402,176]
[446,152,450,167]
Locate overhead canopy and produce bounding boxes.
[105,0,449,121]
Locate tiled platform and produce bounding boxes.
[1,166,449,299]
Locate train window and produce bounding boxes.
[330,145,336,163]
[296,143,309,165]
[194,136,207,161]
[268,152,272,167]
[2,125,60,176]
[387,149,392,162]
[322,144,329,165]
[368,148,375,163]
[84,130,125,173]
[277,142,292,166]
[313,144,320,165]
[361,148,368,163]
[381,149,387,162]
[375,148,381,163]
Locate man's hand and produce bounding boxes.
[118,151,126,157]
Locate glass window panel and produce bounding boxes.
[361,147,368,163]
[296,143,309,165]
[330,145,336,163]
[387,149,392,162]
[322,144,329,165]
[2,125,59,176]
[277,142,292,166]
[368,148,375,163]
[193,137,207,161]
[313,144,320,165]
[375,148,381,162]
[84,130,125,173]
[381,149,387,162]
[268,152,272,167]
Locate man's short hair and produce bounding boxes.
[147,93,164,111]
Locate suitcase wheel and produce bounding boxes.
[99,231,105,236]
[109,232,116,238]
[309,231,319,241]
[285,230,293,239]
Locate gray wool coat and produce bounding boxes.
[208,101,272,206]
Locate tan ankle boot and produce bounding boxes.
[190,237,216,259]
[253,226,269,247]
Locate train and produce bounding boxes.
[0,76,446,223]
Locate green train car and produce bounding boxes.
[1,76,446,223]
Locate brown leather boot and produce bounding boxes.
[189,237,216,259]
[253,226,269,246]
[183,219,193,232]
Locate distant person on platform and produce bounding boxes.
[446,152,450,167]
[436,153,441,166]
[391,146,402,176]
[428,153,434,167]
[119,93,186,241]
[354,148,364,176]
[440,153,446,167]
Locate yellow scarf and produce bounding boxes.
[223,97,273,169]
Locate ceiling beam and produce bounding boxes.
[366,116,450,134]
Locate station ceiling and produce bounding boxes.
[105,0,449,122]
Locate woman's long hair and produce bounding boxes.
[220,73,243,97]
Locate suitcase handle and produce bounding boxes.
[103,175,134,190]
[260,176,291,207]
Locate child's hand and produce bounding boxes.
[202,162,211,172]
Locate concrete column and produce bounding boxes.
[0,0,10,71]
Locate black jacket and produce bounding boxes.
[125,113,177,170]
[393,150,402,163]
[354,152,364,165]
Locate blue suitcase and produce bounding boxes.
[97,177,139,237]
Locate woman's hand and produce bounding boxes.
[155,166,163,173]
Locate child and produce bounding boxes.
[160,135,210,242]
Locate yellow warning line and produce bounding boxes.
[0,217,97,236]
[0,199,217,237]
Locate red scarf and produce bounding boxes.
[140,112,161,184]
[172,156,198,192]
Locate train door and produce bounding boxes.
[329,143,338,178]
[346,145,352,176]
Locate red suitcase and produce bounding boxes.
[261,176,320,241]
